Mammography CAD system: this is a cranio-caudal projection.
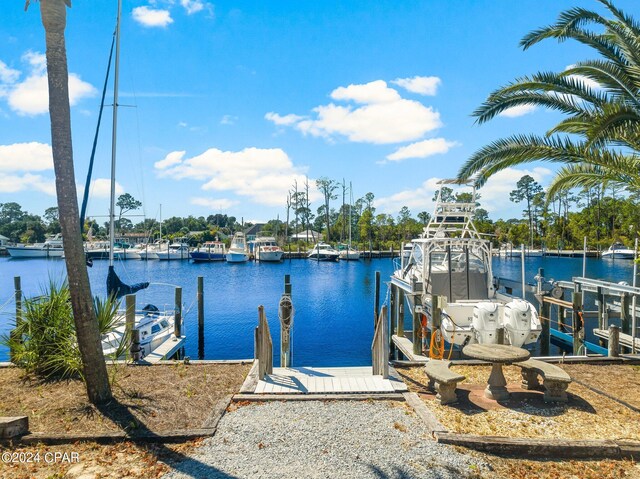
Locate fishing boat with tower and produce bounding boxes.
[390,179,542,360]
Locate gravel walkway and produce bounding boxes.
[163,400,488,479]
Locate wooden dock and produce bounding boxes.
[142,335,186,364]
[251,366,408,394]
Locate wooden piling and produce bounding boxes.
[572,289,583,356]
[374,271,380,328]
[197,276,204,360]
[125,294,135,360]
[412,295,421,356]
[131,329,141,361]
[175,287,182,338]
[608,325,620,357]
[540,298,550,356]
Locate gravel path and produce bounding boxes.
[163,400,488,479]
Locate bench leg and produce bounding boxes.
[435,382,458,405]
[543,380,569,403]
[427,377,436,392]
[520,369,541,390]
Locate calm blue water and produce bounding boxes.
[0,255,635,364]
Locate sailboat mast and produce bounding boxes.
[108,0,122,267]
[159,204,162,239]
[349,181,353,248]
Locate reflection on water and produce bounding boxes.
[0,255,635,364]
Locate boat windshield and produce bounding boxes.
[426,245,489,301]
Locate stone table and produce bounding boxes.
[462,344,530,400]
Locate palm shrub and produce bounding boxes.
[458,0,640,200]
[2,278,123,379]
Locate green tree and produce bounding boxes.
[509,175,543,248]
[27,0,111,404]
[116,193,142,233]
[459,0,640,200]
[316,177,338,240]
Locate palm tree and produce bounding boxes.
[458,0,640,201]
[27,0,112,404]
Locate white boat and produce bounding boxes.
[392,180,541,353]
[601,242,636,260]
[190,241,226,262]
[6,234,64,258]
[253,237,284,262]
[101,305,175,359]
[138,240,168,260]
[113,244,141,260]
[226,232,249,263]
[156,242,191,260]
[307,242,340,261]
[338,244,361,261]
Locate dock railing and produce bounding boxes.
[372,305,389,378]
[255,305,273,380]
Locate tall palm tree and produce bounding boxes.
[27,0,112,404]
[458,0,640,200]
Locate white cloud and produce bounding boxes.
[266,80,442,144]
[499,104,537,118]
[191,197,237,210]
[0,142,53,171]
[0,173,55,195]
[386,138,458,162]
[376,167,553,217]
[0,60,19,84]
[391,76,441,96]
[479,167,552,213]
[132,6,174,27]
[155,147,316,206]
[154,150,186,170]
[376,177,442,214]
[331,80,400,104]
[564,64,602,91]
[220,114,238,125]
[88,178,124,199]
[180,0,204,14]
[0,52,96,116]
[264,112,305,126]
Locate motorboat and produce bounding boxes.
[253,237,284,262]
[101,304,175,359]
[156,241,191,260]
[338,243,361,261]
[6,234,64,258]
[307,242,340,261]
[191,241,226,262]
[138,240,168,260]
[113,242,141,260]
[226,232,250,263]
[601,242,636,260]
[392,180,541,354]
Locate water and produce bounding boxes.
[0,255,635,364]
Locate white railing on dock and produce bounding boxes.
[255,305,273,380]
[372,305,389,378]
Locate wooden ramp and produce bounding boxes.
[142,335,186,364]
[254,366,408,394]
[593,329,640,351]
[392,334,428,361]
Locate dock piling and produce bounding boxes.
[608,325,620,357]
[197,276,204,360]
[571,288,583,356]
[175,287,182,338]
[279,276,293,367]
[125,294,135,360]
[374,271,380,328]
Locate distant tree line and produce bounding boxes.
[3,173,640,250]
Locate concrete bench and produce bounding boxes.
[424,360,465,405]
[516,359,571,403]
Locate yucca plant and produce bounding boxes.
[2,278,124,380]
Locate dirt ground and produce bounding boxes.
[0,362,251,434]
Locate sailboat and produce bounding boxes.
[339,182,360,261]
[85,0,176,358]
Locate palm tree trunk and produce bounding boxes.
[39,0,112,404]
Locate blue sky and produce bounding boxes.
[0,0,635,224]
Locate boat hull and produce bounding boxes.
[602,251,635,259]
[256,250,284,262]
[7,247,63,258]
[226,252,249,263]
[191,251,225,262]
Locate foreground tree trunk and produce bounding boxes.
[37,0,112,404]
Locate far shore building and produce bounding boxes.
[244,223,266,241]
[0,234,9,246]
[290,230,323,242]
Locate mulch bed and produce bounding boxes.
[397,363,640,441]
